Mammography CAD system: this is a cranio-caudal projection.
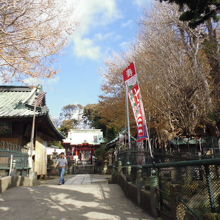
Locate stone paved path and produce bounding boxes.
[0,174,154,220]
[65,174,110,185]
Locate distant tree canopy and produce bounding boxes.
[94,145,107,161]
[58,104,83,136]
[60,104,83,121]
[59,119,78,136]
[56,103,117,140]
[83,104,117,141]
[159,0,220,27]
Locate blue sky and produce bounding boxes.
[41,0,153,118]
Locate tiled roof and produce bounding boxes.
[0,85,48,118]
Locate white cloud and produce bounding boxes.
[119,41,130,49]
[23,77,42,86]
[23,76,60,88]
[121,19,133,27]
[94,32,114,41]
[94,32,121,42]
[114,34,122,41]
[73,0,120,33]
[71,0,121,60]
[133,0,152,7]
[74,36,100,60]
[46,76,60,85]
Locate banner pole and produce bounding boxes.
[126,85,131,149]
[146,129,153,158]
[133,62,153,158]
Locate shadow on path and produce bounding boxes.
[0,183,154,220]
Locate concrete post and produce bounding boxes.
[136,168,143,206]
[127,162,131,181]
[118,160,122,174]
[103,161,108,174]
[9,154,13,176]
[150,169,158,189]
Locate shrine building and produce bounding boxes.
[63,129,104,164]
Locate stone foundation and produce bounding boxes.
[0,175,38,193]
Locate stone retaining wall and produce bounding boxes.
[112,173,159,218]
[0,175,38,193]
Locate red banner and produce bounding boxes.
[123,63,136,81]
[123,62,148,142]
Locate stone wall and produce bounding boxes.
[0,175,38,193]
[112,173,159,218]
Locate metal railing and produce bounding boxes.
[0,142,29,177]
[113,150,220,219]
[0,141,23,151]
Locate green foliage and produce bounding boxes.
[59,119,78,136]
[208,112,220,122]
[49,141,64,149]
[60,104,83,120]
[159,0,220,28]
[83,104,117,141]
[94,145,107,161]
[179,11,196,21]
[58,103,84,136]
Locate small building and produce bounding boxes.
[63,129,104,164]
[0,85,64,176]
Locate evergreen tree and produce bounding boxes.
[159,0,220,27]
